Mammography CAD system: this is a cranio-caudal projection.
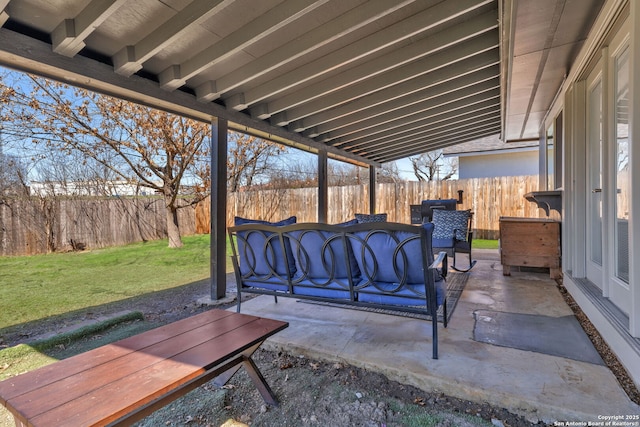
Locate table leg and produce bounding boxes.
[241,356,279,406]
[213,342,278,406]
[213,342,261,387]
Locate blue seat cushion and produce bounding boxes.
[292,279,351,299]
[242,277,289,292]
[234,216,297,276]
[432,237,455,248]
[357,278,446,307]
[350,223,442,286]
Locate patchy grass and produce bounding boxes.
[0,311,146,382]
[0,234,228,330]
[472,239,499,250]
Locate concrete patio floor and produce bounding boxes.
[230,249,640,424]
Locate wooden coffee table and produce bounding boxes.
[0,309,288,426]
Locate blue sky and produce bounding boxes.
[1,66,453,183]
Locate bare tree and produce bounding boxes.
[375,162,402,184]
[0,151,25,197]
[261,157,404,188]
[409,150,457,181]
[227,132,285,192]
[262,156,317,189]
[2,73,212,247]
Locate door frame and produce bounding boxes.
[585,58,605,289]
[605,19,631,314]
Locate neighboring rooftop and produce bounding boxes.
[442,134,539,156]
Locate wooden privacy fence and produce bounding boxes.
[198,175,543,240]
[1,175,542,255]
[0,197,196,256]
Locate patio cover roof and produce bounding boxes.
[0,0,603,166]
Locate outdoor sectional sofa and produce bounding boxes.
[228,217,448,359]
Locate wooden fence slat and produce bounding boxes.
[1,176,543,256]
[221,175,542,240]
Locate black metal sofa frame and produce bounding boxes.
[228,221,448,359]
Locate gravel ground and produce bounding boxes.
[555,279,640,406]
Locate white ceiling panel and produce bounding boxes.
[0,0,606,165]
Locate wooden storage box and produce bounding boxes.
[499,217,561,279]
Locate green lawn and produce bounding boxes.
[0,234,497,331]
[472,239,499,250]
[0,234,230,330]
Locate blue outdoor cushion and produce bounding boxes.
[350,228,426,284]
[432,209,470,241]
[289,229,360,280]
[355,213,387,223]
[234,216,297,276]
[357,278,446,307]
[292,280,351,300]
[350,223,441,285]
[432,237,455,248]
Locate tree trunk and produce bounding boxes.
[165,200,183,248]
[41,198,56,253]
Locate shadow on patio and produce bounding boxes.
[229,249,640,424]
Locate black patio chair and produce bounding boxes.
[421,199,476,272]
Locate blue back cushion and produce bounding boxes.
[350,226,431,284]
[289,227,360,280]
[432,209,470,241]
[234,216,296,276]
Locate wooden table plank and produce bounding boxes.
[0,310,287,427]
[0,310,236,402]
[6,312,259,419]
[31,318,287,426]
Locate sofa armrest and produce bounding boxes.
[430,250,448,279]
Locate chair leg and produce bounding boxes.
[451,251,477,272]
[443,298,448,328]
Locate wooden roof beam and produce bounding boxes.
[113,0,234,77]
[263,10,498,122]
[329,80,500,144]
[258,32,497,127]
[52,0,128,57]
[238,0,495,113]
[300,61,500,134]
[195,0,416,102]
[0,0,9,27]
[159,0,329,91]
[347,107,501,153]
[370,124,501,162]
[351,113,501,156]
[337,99,500,152]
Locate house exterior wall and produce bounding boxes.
[458,150,538,179]
[548,0,640,388]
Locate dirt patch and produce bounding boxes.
[134,348,538,427]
